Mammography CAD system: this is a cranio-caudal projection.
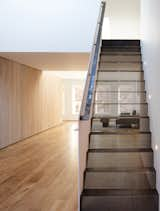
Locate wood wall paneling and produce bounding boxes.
[0,57,63,149]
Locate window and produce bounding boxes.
[72,85,83,115]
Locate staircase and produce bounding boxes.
[80,40,159,211]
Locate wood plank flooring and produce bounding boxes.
[0,122,78,211]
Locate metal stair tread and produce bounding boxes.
[90,131,151,135]
[96,79,145,82]
[95,90,146,93]
[85,167,155,173]
[99,61,142,64]
[98,69,143,72]
[88,148,153,153]
[92,115,149,119]
[100,52,141,54]
[101,52,141,56]
[94,102,148,104]
[102,46,140,48]
[82,189,158,196]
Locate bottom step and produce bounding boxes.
[81,189,158,211]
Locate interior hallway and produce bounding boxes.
[0,122,78,211]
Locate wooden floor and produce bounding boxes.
[0,122,78,211]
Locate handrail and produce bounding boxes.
[80,1,106,120]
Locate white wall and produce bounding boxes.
[46,71,86,120]
[103,0,140,39]
[0,0,101,52]
[141,0,160,204]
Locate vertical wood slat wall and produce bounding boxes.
[0,57,63,149]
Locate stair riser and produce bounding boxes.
[81,195,158,211]
[102,40,140,46]
[94,104,148,117]
[101,52,141,55]
[87,152,153,168]
[96,81,145,92]
[95,92,146,104]
[85,171,156,189]
[100,55,141,62]
[99,62,142,71]
[98,72,143,80]
[101,47,141,52]
[92,118,149,132]
[90,134,151,149]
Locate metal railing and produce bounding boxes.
[80,1,106,120]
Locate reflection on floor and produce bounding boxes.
[0,122,78,211]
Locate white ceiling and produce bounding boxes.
[0,0,100,52]
[0,53,90,71]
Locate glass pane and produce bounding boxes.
[72,85,83,115]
